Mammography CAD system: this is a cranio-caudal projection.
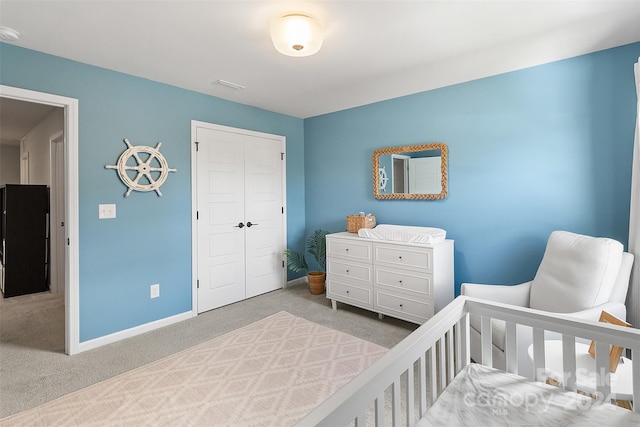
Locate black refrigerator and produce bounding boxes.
[0,184,49,297]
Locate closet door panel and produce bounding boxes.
[196,128,246,312]
[244,137,283,298]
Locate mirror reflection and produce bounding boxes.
[373,143,448,200]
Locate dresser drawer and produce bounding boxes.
[327,281,373,308]
[375,291,433,323]
[374,266,432,296]
[374,244,432,271]
[327,238,372,263]
[328,259,372,283]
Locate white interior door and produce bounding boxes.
[194,123,285,314]
[196,127,246,312]
[244,138,283,298]
[409,156,442,194]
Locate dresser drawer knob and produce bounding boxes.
[346,290,350,294]
[398,256,403,261]
[345,248,349,252]
[399,304,404,309]
[346,269,350,273]
[399,280,403,285]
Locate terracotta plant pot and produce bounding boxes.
[307,271,326,295]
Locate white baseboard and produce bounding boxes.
[75,279,309,353]
[75,309,196,353]
[284,276,307,288]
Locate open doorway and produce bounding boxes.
[0,99,64,349]
[0,85,79,355]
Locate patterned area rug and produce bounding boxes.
[0,311,386,426]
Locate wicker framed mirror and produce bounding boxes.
[373,143,448,200]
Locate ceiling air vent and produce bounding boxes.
[212,79,245,90]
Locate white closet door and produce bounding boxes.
[195,124,285,313]
[196,127,246,313]
[244,138,284,298]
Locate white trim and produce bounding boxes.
[284,276,307,289]
[190,121,199,316]
[627,57,640,329]
[76,311,194,353]
[49,130,64,294]
[19,137,28,184]
[0,85,80,355]
[190,120,287,314]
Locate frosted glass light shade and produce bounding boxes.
[271,14,323,57]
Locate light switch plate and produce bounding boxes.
[98,204,116,219]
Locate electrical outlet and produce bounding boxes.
[150,284,160,298]
[98,204,116,219]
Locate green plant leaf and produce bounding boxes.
[306,229,329,272]
[283,249,308,273]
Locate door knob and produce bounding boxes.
[235,222,245,228]
[246,221,258,227]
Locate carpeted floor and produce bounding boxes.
[0,284,416,420]
[0,311,388,426]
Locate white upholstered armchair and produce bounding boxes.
[461,230,634,375]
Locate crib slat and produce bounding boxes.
[447,327,454,384]
[438,337,446,391]
[429,347,437,404]
[532,328,545,381]
[407,364,415,426]
[505,321,517,374]
[594,340,611,403]
[454,321,461,375]
[393,378,400,426]
[561,335,576,392]
[480,316,492,367]
[460,313,470,371]
[375,391,385,425]
[418,353,427,417]
[633,348,640,413]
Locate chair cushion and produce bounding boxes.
[529,231,623,313]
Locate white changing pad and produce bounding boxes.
[357,224,446,244]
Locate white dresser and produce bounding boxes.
[326,232,454,324]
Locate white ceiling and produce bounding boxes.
[0,98,57,145]
[0,0,639,120]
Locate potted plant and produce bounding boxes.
[284,229,329,295]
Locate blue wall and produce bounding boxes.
[2,41,637,342]
[0,44,306,342]
[304,43,639,295]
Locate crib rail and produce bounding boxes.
[297,296,640,426]
[470,298,640,408]
[298,297,470,426]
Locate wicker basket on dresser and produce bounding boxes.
[325,232,454,324]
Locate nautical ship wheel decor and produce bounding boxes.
[106,138,177,197]
[378,166,389,192]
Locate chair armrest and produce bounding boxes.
[565,302,627,322]
[460,282,531,307]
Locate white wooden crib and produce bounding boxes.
[297,296,640,426]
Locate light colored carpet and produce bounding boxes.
[0,311,387,426]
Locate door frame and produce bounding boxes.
[0,85,80,355]
[49,130,65,294]
[190,120,287,314]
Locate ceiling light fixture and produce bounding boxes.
[0,26,20,42]
[270,14,323,57]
